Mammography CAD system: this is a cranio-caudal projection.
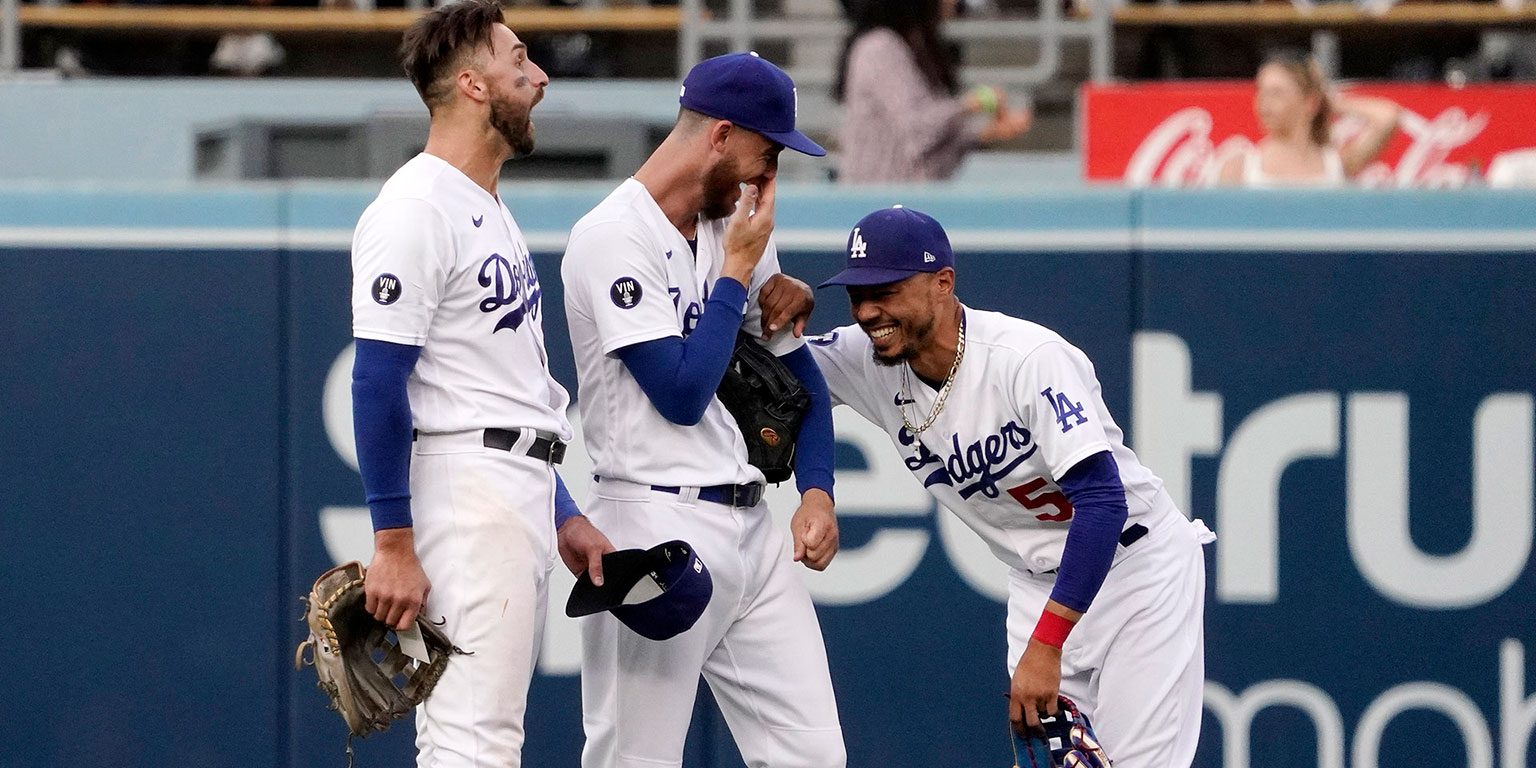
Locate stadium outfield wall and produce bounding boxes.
[3,185,1534,768]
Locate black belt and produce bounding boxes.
[412,428,566,465]
[1036,523,1150,576]
[651,482,764,508]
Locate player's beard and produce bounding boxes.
[869,312,935,367]
[489,91,536,159]
[700,155,743,220]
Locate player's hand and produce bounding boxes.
[790,489,839,571]
[722,177,777,286]
[365,528,432,631]
[1009,638,1063,736]
[557,514,616,586]
[758,272,815,339]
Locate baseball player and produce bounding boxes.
[561,52,846,768]
[348,3,613,765]
[799,206,1215,768]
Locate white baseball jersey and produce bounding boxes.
[809,306,1180,574]
[562,178,801,487]
[351,152,572,439]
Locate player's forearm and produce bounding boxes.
[553,471,581,529]
[1047,451,1129,614]
[616,277,747,425]
[778,345,835,498]
[352,338,422,531]
[719,260,756,289]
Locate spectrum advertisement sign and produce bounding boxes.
[294,247,1536,768]
[5,189,1534,768]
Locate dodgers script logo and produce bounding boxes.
[478,248,542,333]
[667,284,703,336]
[898,421,1038,500]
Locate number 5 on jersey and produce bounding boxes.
[1007,477,1074,522]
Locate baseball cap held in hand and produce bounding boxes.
[566,540,713,641]
[819,205,954,288]
[680,51,826,157]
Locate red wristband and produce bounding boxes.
[1031,610,1075,649]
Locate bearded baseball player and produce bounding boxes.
[561,52,845,768]
[800,206,1215,768]
[349,2,613,764]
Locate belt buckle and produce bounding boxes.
[547,440,567,465]
[733,484,760,508]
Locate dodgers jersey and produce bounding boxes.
[562,178,801,487]
[351,153,572,439]
[809,307,1179,573]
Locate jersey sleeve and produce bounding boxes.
[1014,341,1113,480]
[806,325,871,412]
[351,197,454,346]
[563,219,679,356]
[742,239,805,357]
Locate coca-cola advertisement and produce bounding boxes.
[1082,82,1536,187]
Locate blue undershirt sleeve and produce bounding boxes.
[778,345,834,498]
[351,338,422,531]
[554,471,581,528]
[615,277,748,426]
[1048,450,1130,614]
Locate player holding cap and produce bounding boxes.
[561,52,846,768]
[801,207,1214,767]
[348,2,613,764]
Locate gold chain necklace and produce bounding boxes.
[899,311,966,436]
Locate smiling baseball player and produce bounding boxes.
[348,3,612,765]
[803,206,1215,768]
[561,52,845,768]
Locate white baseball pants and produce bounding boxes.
[408,431,558,768]
[1006,513,1215,768]
[578,478,846,768]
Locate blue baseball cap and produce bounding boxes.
[565,540,713,641]
[818,206,955,288]
[680,52,826,157]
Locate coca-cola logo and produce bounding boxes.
[1355,107,1489,188]
[1123,104,1493,188]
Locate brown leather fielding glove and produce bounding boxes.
[294,562,459,737]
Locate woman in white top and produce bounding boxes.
[1217,50,1402,187]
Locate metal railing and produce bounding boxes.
[679,0,1115,89]
[0,0,682,75]
[6,0,1528,79]
[2,0,19,73]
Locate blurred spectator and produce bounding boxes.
[1488,149,1536,187]
[1216,50,1402,187]
[209,31,286,75]
[833,0,1031,183]
[210,0,286,76]
[497,0,619,77]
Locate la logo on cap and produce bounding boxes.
[816,205,955,289]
